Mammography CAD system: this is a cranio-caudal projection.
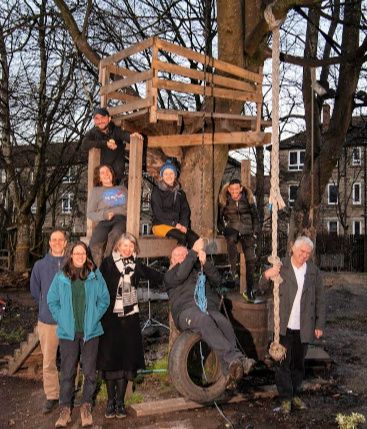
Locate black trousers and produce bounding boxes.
[275,329,308,400]
[166,228,199,249]
[223,228,256,291]
[177,307,243,375]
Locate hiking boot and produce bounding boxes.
[228,359,243,382]
[80,403,93,427]
[104,401,115,419]
[292,396,307,410]
[55,407,71,428]
[116,402,127,419]
[242,290,255,303]
[242,357,256,375]
[43,399,59,414]
[280,399,292,415]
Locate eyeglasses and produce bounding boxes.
[72,252,87,256]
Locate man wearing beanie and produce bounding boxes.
[82,107,130,184]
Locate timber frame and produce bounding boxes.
[87,37,272,293]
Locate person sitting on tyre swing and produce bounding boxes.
[164,238,255,385]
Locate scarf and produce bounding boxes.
[112,251,139,317]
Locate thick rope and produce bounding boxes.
[264,4,287,362]
[194,268,208,313]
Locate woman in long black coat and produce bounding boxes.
[97,233,163,419]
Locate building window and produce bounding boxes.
[288,185,298,206]
[288,150,305,171]
[31,199,37,214]
[62,166,77,184]
[352,147,361,166]
[352,182,361,205]
[0,169,6,183]
[327,220,339,234]
[328,184,338,205]
[141,195,150,211]
[353,220,362,235]
[61,193,74,214]
[141,223,150,235]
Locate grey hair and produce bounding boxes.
[113,232,140,254]
[293,236,314,251]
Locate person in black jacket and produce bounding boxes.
[151,159,199,248]
[164,238,255,385]
[218,179,260,302]
[82,107,131,184]
[97,233,163,419]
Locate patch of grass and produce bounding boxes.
[147,355,168,371]
[0,326,25,344]
[125,391,144,406]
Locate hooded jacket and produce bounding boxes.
[47,269,110,341]
[30,252,65,324]
[218,183,260,236]
[151,180,191,228]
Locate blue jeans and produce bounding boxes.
[59,333,99,407]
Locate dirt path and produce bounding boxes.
[1,275,367,429]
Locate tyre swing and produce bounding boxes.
[168,54,228,404]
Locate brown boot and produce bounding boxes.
[80,403,93,427]
[55,407,71,428]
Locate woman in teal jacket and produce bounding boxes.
[47,241,109,428]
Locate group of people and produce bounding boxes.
[29,107,325,427]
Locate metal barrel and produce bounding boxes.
[223,292,269,361]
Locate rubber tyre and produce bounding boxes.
[168,330,228,403]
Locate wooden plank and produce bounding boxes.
[156,38,262,83]
[99,67,110,108]
[156,79,262,103]
[100,37,154,67]
[148,131,269,148]
[107,91,142,103]
[106,63,136,78]
[8,326,39,376]
[155,60,257,93]
[86,148,100,239]
[126,134,144,237]
[129,394,247,417]
[100,69,153,95]
[108,97,152,116]
[149,43,159,123]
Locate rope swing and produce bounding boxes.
[264,4,287,362]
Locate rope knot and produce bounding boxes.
[264,4,285,31]
[269,341,287,361]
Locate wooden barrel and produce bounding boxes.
[223,292,269,361]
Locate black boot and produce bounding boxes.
[105,379,116,418]
[115,378,128,419]
[166,228,187,246]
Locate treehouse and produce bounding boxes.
[87,37,271,287]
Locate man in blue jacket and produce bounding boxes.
[30,229,67,414]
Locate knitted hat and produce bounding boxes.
[93,107,110,117]
[160,160,178,177]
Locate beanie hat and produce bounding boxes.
[160,160,178,177]
[93,107,110,117]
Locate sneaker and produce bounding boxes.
[280,399,292,415]
[104,401,115,419]
[228,358,243,382]
[242,290,255,303]
[43,399,59,414]
[242,357,256,375]
[116,402,127,419]
[80,403,93,427]
[55,407,71,428]
[292,396,307,410]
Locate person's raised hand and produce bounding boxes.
[192,238,204,253]
[107,139,117,150]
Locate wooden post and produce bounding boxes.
[86,148,101,240]
[126,134,144,237]
[99,65,110,108]
[239,160,251,293]
[149,39,158,123]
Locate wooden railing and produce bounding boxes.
[99,37,263,131]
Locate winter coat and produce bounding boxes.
[97,255,163,372]
[47,270,110,341]
[259,256,325,343]
[163,250,222,327]
[82,122,130,182]
[151,181,191,227]
[30,252,65,324]
[218,183,260,236]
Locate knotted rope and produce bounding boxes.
[194,267,208,313]
[264,4,287,362]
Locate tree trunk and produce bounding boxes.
[14,213,31,273]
